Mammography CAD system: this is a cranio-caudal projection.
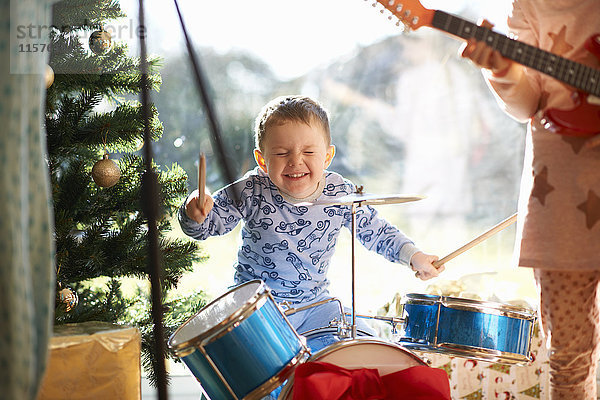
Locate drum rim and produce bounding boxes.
[298,326,373,339]
[400,341,532,365]
[168,279,266,353]
[310,337,427,366]
[403,293,536,320]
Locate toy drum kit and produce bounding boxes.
[168,192,536,399]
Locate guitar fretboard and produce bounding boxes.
[431,10,600,97]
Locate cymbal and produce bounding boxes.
[306,193,426,206]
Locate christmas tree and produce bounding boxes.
[45,0,206,385]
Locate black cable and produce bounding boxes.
[138,0,169,398]
[173,0,239,199]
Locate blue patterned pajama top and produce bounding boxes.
[179,167,419,305]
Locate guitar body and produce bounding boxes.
[541,34,600,136]
[542,91,600,136]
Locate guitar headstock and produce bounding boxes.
[373,0,434,31]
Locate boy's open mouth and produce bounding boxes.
[286,173,308,179]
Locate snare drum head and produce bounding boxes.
[169,280,263,349]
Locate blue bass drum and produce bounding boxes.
[168,280,309,400]
[398,293,536,364]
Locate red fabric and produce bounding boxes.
[292,362,451,400]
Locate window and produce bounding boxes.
[121,0,537,315]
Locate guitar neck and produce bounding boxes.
[431,10,600,97]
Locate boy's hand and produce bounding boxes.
[410,251,445,281]
[185,188,214,224]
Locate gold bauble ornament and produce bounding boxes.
[45,64,54,88]
[92,154,120,188]
[56,284,79,313]
[89,29,112,55]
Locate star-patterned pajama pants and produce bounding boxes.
[535,269,600,399]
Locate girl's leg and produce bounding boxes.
[534,269,600,399]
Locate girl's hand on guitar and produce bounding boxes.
[185,188,214,224]
[459,19,514,79]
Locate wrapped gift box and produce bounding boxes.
[37,321,141,400]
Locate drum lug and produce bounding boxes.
[327,317,351,338]
[278,301,292,313]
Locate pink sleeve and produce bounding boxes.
[484,0,542,123]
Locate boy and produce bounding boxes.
[179,95,444,351]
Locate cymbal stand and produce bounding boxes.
[351,201,358,339]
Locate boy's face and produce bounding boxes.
[254,120,335,199]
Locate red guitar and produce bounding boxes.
[375,0,600,137]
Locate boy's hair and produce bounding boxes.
[254,95,331,151]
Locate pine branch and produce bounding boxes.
[52,0,125,32]
[46,90,103,155]
[132,290,208,388]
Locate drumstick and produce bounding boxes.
[433,213,518,267]
[197,152,206,209]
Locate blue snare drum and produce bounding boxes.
[398,293,536,364]
[168,280,310,400]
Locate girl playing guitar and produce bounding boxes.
[460,1,600,398]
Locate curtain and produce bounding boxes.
[0,0,56,399]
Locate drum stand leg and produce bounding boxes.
[351,202,358,339]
